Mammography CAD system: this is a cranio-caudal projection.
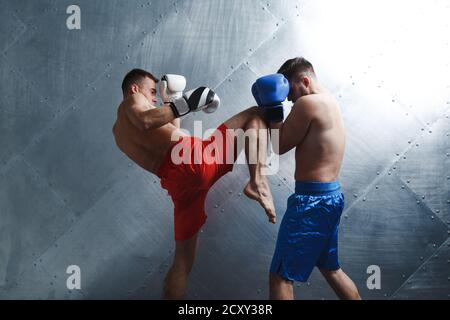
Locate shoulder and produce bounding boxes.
[120,92,151,110]
[291,95,320,119]
[293,94,336,117]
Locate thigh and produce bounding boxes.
[222,106,260,131]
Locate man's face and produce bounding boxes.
[287,73,310,103]
[138,77,158,105]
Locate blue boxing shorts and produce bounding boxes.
[270,181,345,282]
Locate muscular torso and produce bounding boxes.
[295,94,346,182]
[112,103,185,175]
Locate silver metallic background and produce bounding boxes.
[0,0,449,299]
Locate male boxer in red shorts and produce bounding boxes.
[112,69,276,299]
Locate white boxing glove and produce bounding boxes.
[170,87,220,118]
[159,74,186,103]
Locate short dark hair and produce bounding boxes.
[121,68,158,93]
[277,57,316,81]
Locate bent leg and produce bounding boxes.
[319,268,361,300]
[269,272,294,300]
[163,233,199,299]
[223,107,276,223]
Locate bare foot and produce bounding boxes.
[244,180,276,224]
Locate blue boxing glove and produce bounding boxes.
[252,74,290,123]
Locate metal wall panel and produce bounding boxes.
[1,0,449,300]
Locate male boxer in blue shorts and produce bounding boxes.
[252,57,361,300]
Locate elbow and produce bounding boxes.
[275,146,288,156]
[271,143,286,155]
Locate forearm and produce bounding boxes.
[269,122,285,154]
[142,104,176,130]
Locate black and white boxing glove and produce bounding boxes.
[169,87,220,118]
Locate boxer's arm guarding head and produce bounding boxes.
[122,92,175,131]
[274,96,315,155]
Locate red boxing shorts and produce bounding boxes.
[157,124,235,242]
